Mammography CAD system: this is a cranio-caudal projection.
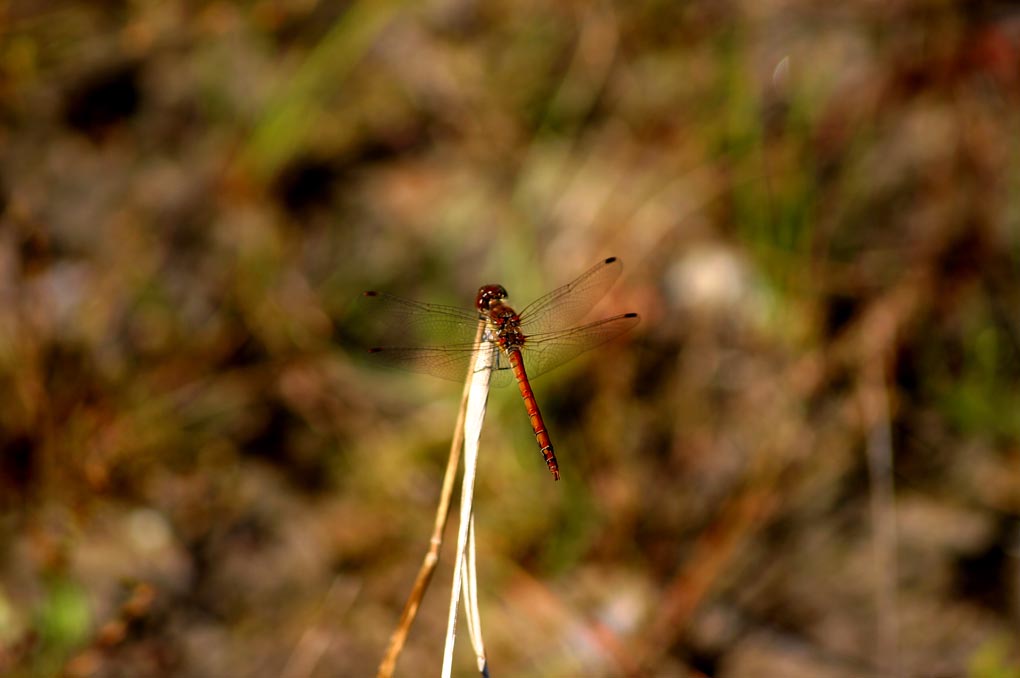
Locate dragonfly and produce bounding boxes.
[361,257,639,480]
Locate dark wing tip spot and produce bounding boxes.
[367,347,383,353]
[605,256,618,264]
[363,290,379,297]
[624,312,638,318]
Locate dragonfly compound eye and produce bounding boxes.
[475,284,509,311]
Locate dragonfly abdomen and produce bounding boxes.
[506,348,560,480]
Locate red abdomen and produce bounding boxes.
[505,348,559,480]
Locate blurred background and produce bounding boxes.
[2,1,1020,676]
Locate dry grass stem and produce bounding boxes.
[462,516,488,675]
[377,324,486,678]
[442,342,493,678]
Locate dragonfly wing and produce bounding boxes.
[488,349,517,388]
[366,342,501,383]
[519,313,640,379]
[359,291,482,347]
[517,257,624,335]
[358,292,519,386]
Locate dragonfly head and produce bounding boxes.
[475,284,509,312]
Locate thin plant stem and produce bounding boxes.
[442,341,493,678]
[462,516,487,675]
[377,323,486,678]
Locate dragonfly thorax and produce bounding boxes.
[477,285,527,349]
[487,303,526,350]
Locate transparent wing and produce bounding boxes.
[358,260,636,386]
[358,291,522,386]
[364,314,638,385]
[365,342,510,384]
[517,257,624,335]
[358,291,482,347]
[518,313,640,379]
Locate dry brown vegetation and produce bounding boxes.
[1,1,1019,676]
